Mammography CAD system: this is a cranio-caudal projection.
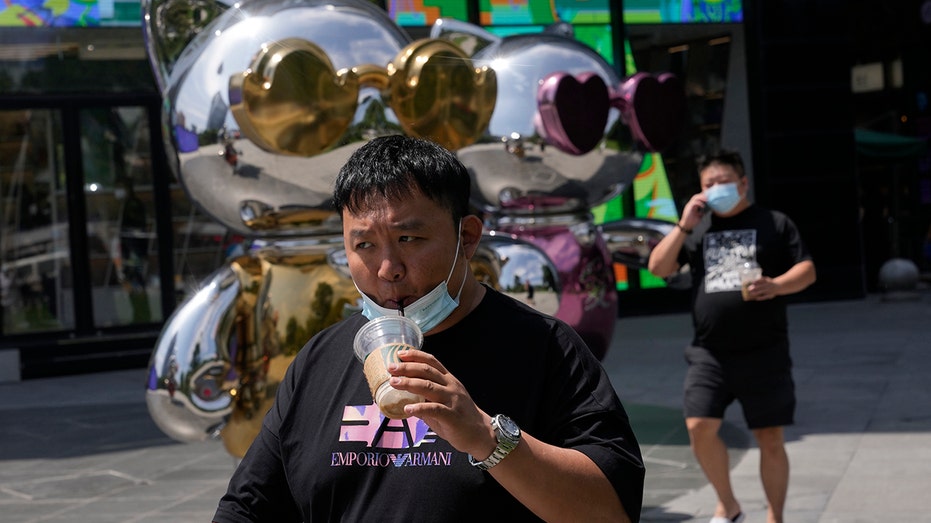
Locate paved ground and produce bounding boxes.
[1,290,930,522]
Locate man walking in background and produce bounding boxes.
[648,150,816,523]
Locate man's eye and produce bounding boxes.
[355,241,372,250]
[399,236,416,242]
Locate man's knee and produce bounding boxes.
[751,426,785,452]
[686,416,723,441]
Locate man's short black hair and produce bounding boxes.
[696,149,746,178]
[332,135,471,226]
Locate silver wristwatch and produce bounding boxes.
[468,414,521,471]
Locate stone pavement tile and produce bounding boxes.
[872,379,931,429]
[0,449,232,523]
[783,477,832,515]
[828,431,931,515]
[52,483,221,521]
[823,478,930,522]
[0,368,147,410]
[1,403,175,461]
[855,430,931,456]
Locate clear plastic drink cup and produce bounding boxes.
[739,261,763,301]
[353,315,424,419]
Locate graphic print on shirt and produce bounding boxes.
[334,403,452,468]
[703,229,757,293]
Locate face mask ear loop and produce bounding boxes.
[447,221,467,301]
[452,262,468,301]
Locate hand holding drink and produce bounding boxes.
[353,315,424,419]
[739,261,762,301]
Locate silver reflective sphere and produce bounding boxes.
[149,0,411,237]
[432,19,644,215]
[473,233,561,316]
[146,265,240,442]
[475,35,622,141]
[147,238,359,454]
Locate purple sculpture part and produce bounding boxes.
[535,70,686,155]
[495,222,617,361]
[536,72,610,156]
[611,72,687,152]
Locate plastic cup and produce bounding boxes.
[353,315,424,419]
[739,261,762,301]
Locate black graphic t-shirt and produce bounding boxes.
[213,287,644,522]
[679,204,811,352]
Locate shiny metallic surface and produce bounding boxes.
[459,141,643,216]
[602,217,676,269]
[142,2,678,453]
[602,218,692,290]
[228,37,363,157]
[385,38,497,151]
[474,35,622,143]
[154,0,412,237]
[146,238,360,456]
[142,0,230,94]
[494,215,617,360]
[432,20,644,215]
[146,265,240,443]
[613,72,687,152]
[474,233,561,316]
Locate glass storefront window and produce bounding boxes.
[80,106,163,326]
[1,101,239,342]
[170,191,245,302]
[0,27,155,95]
[0,109,72,334]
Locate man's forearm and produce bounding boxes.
[773,260,816,296]
[647,225,688,278]
[488,432,635,522]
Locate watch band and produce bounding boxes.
[468,414,521,471]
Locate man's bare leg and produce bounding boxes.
[686,417,741,519]
[753,426,788,523]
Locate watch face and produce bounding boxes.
[497,415,520,439]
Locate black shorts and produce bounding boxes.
[683,343,795,429]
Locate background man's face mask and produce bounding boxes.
[705,182,741,214]
[359,224,466,334]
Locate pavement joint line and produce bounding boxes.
[131,482,222,523]
[0,469,152,500]
[642,456,689,469]
[0,485,33,500]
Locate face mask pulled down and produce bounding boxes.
[704,182,741,214]
[358,227,466,334]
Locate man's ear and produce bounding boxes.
[460,215,484,259]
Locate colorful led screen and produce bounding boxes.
[0,0,142,26]
[479,0,610,25]
[624,0,743,24]
[485,24,614,64]
[388,0,469,26]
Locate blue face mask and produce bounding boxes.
[705,182,741,214]
[358,225,466,334]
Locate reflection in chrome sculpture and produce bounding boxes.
[142,0,685,456]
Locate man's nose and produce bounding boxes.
[377,255,404,282]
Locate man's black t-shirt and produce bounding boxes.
[213,287,644,522]
[679,204,812,353]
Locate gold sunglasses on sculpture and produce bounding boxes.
[229,37,498,156]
